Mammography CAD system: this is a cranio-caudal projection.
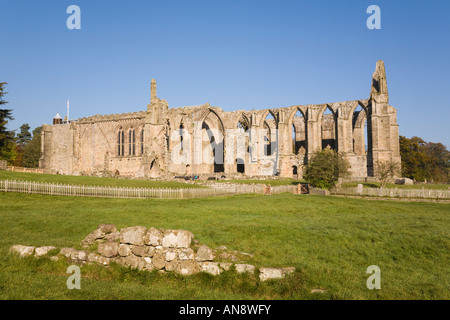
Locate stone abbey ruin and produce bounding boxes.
[40,60,400,179]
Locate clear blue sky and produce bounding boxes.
[1,0,449,146]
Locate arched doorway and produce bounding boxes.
[292,165,298,179]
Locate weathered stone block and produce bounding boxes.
[200,262,222,276]
[120,226,147,246]
[196,245,214,261]
[62,249,89,263]
[34,246,56,257]
[88,253,111,266]
[143,257,154,271]
[119,254,146,270]
[118,244,131,257]
[219,262,232,271]
[145,246,156,257]
[177,260,200,276]
[131,245,146,257]
[152,253,165,270]
[10,245,35,257]
[98,224,117,234]
[165,250,177,262]
[80,228,104,247]
[165,258,179,272]
[104,231,120,242]
[144,227,163,246]
[161,230,193,248]
[98,241,119,258]
[395,178,414,185]
[235,264,255,274]
[60,247,76,258]
[178,248,195,261]
[259,268,284,281]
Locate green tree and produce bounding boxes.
[304,148,350,190]
[17,123,32,146]
[0,82,16,164]
[22,126,42,168]
[399,135,449,183]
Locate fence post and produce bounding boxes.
[5,180,8,192]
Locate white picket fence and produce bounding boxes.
[0,180,296,199]
[335,187,450,199]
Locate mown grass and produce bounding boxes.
[341,182,449,190]
[211,178,304,186]
[0,191,448,300]
[0,171,203,189]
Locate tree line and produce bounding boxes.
[0,82,42,168]
[399,136,449,183]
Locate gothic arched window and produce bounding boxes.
[129,128,136,156]
[117,128,124,156]
[140,128,144,155]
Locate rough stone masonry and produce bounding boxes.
[39,61,401,180]
[10,224,295,282]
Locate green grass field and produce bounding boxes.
[341,182,449,190]
[209,178,303,186]
[0,171,204,189]
[0,191,448,300]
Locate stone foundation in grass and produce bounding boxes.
[10,224,295,281]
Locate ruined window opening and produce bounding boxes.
[202,111,224,173]
[166,121,170,152]
[140,128,144,155]
[179,124,184,151]
[292,109,307,155]
[129,129,136,156]
[117,128,124,156]
[263,121,272,156]
[321,106,337,150]
[352,105,368,155]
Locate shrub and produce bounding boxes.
[304,149,349,190]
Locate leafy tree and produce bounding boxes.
[22,126,42,168]
[399,135,449,183]
[304,148,349,190]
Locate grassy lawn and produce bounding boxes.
[341,182,449,190]
[212,178,304,186]
[0,171,204,189]
[0,191,448,299]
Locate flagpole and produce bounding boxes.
[67,99,70,122]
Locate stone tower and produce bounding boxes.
[368,60,401,176]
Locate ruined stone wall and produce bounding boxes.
[40,61,401,180]
[10,224,296,281]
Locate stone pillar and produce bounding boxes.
[368,60,401,177]
[151,79,157,101]
[336,107,346,153]
[306,106,321,159]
